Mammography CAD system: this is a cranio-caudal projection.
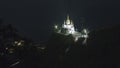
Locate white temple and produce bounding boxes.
[54,15,89,42]
[62,15,75,34]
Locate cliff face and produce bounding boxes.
[46,32,87,68]
[46,25,120,68]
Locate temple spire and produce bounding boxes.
[67,14,70,20]
[66,14,71,25]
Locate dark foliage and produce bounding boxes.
[0,18,120,68]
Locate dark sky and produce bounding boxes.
[0,0,120,42]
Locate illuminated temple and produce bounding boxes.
[54,15,89,42]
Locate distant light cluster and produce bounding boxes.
[14,40,24,46]
[54,15,89,43]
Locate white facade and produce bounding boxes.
[62,15,75,34]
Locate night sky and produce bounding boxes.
[0,0,120,42]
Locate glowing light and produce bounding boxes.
[66,15,71,24]
[83,29,87,33]
[41,47,45,50]
[10,61,20,67]
[14,41,18,44]
[66,20,70,24]
[82,38,87,44]
[74,37,79,42]
[6,47,8,50]
[17,42,22,46]
[54,25,58,29]
[82,35,88,38]
[9,48,14,53]
[14,40,24,46]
